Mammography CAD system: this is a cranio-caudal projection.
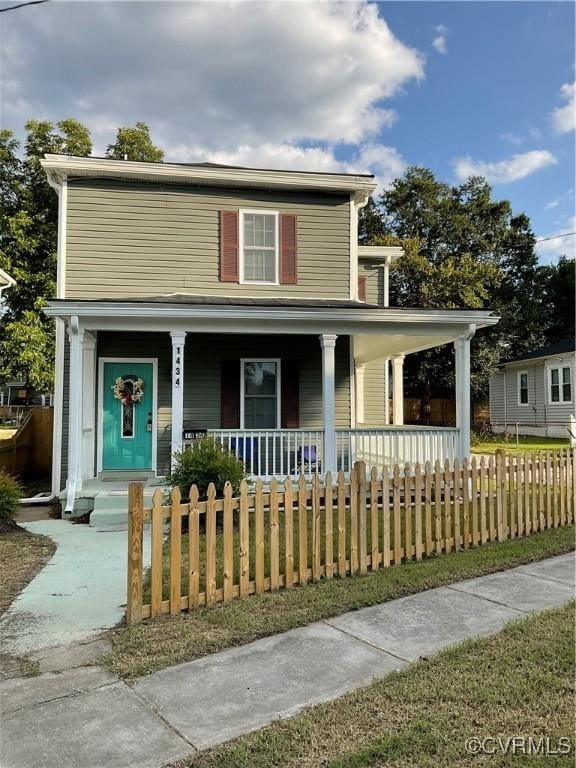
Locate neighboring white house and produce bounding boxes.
[0,268,15,298]
[489,338,576,439]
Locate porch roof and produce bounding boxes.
[45,298,499,359]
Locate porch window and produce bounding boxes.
[240,211,278,284]
[241,360,280,428]
[549,366,572,403]
[518,371,528,405]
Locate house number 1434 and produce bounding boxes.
[174,347,182,388]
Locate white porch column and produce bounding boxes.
[454,329,474,460]
[320,334,338,474]
[383,358,390,425]
[391,355,404,425]
[170,330,187,464]
[81,333,97,479]
[65,319,84,512]
[355,364,365,425]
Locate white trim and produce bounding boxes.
[240,358,281,429]
[391,356,404,426]
[41,155,377,196]
[97,357,158,475]
[51,319,65,495]
[319,334,338,473]
[517,369,529,406]
[170,330,186,463]
[45,301,500,332]
[238,209,280,286]
[358,246,403,261]
[355,363,365,424]
[349,337,356,428]
[547,363,573,405]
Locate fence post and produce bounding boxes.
[127,482,144,625]
[354,461,367,574]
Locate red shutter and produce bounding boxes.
[221,360,240,428]
[358,276,367,302]
[281,362,299,428]
[279,214,298,284]
[220,210,239,282]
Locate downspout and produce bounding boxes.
[350,191,370,301]
[45,170,67,499]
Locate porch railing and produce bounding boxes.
[184,426,461,479]
[205,429,324,479]
[336,427,460,473]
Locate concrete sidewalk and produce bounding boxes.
[0,520,151,655]
[1,553,574,768]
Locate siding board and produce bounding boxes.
[66,180,350,300]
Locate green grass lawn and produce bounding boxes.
[169,602,575,768]
[472,435,570,454]
[104,525,575,678]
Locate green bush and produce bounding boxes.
[167,437,246,500]
[0,471,22,521]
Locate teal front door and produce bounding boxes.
[101,361,154,471]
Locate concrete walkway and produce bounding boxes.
[1,553,574,768]
[0,520,151,655]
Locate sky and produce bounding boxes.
[1,0,574,263]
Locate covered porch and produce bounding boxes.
[44,298,499,511]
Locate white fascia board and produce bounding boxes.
[358,246,404,262]
[0,268,16,289]
[501,351,575,368]
[44,301,499,336]
[40,155,377,196]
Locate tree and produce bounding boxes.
[0,120,92,390]
[540,256,575,342]
[106,122,164,162]
[366,167,552,401]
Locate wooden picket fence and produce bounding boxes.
[126,450,575,623]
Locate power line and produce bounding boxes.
[0,0,49,13]
[536,231,576,243]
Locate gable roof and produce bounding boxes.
[501,337,575,366]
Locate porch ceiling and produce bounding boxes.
[353,332,464,363]
[44,299,499,339]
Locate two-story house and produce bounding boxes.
[42,155,498,523]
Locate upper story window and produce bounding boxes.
[549,365,572,404]
[518,371,529,405]
[240,211,279,284]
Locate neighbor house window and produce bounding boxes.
[240,211,278,284]
[518,371,529,405]
[241,360,280,428]
[549,366,572,403]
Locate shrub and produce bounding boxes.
[167,437,246,500]
[0,471,22,521]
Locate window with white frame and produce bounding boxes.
[549,365,572,403]
[241,360,280,428]
[518,371,528,405]
[240,211,278,284]
[518,371,529,405]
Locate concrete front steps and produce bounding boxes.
[60,476,165,529]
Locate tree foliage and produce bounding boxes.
[106,122,164,162]
[0,119,164,391]
[360,167,573,400]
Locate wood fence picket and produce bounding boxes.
[126,449,576,623]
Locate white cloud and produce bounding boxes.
[545,199,560,210]
[452,150,557,184]
[535,216,576,262]
[168,141,406,194]
[432,24,448,54]
[1,1,424,155]
[500,126,542,146]
[551,81,576,134]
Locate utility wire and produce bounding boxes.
[0,0,49,13]
[535,231,575,243]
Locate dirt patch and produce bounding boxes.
[0,526,56,616]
